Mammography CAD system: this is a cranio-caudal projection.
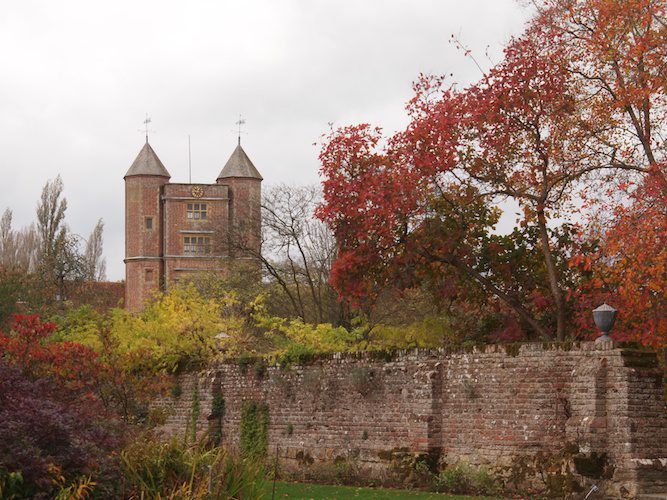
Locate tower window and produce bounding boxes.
[187,203,207,220]
[184,236,211,255]
[145,268,154,282]
[145,217,153,230]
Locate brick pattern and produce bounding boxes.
[163,183,230,286]
[153,343,667,496]
[224,178,261,259]
[124,175,168,311]
[124,176,260,312]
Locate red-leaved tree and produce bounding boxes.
[319,0,665,342]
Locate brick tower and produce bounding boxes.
[217,139,263,258]
[124,137,262,312]
[124,141,171,311]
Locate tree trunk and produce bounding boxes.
[450,258,551,340]
[536,210,565,341]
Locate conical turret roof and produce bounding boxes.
[217,143,262,181]
[124,142,171,178]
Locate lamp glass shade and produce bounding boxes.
[593,303,618,334]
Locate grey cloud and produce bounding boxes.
[0,0,532,281]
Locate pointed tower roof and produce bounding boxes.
[217,143,263,181]
[124,142,171,178]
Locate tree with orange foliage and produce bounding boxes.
[534,0,666,346]
[535,0,666,172]
[571,172,666,347]
[319,0,665,342]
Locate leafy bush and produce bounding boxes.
[285,455,363,486]
[0,361,122,498]
[120,437,265,498]
[277,343,317,367]
[55,286,225,375]
[108,286,224,373]
[0,315,125,497]
[275,319,361,353]
[50,304,105,351]
[368,315,454,350]
[432,463,500,496]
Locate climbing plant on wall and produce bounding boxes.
[188,380,200,444]
[239,401,269,460]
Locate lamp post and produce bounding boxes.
[593,303,617,343]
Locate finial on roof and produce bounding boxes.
[235,114,246,145]
[141,114,154,143]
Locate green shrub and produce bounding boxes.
[289,455,362,486]
[189,382,200,443]
[120,437,265,498]
[0,470,24,499]
[170,381,182,399]
[332,456,360,484]
[432,463,500,496]
[254,360,268,379]
[237,354,253,374]
[277,343,316,368]
[434,466,466,493]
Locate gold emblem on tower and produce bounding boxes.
[191,185,204,198]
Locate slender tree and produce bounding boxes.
[0,209,40,272]
[83,218,106,281]
[36,175,67,261]
[35,176,85,301]
[0,209,14,267]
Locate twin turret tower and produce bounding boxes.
[124,138,262,312]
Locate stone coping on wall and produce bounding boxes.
[214,339,634,369]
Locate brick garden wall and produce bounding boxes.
[152,342,667,497]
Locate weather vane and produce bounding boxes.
[234,114,247,145]
[140,114,155,143]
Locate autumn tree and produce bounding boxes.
[0,210,43,323]
[571,173,666,347]
[0,269,23,326]
[319,0,666,341]
[532,0,666,345]
[36,176,75,300]
[534,0,666,172]
[0,209,12,265]
[36,176,68,261]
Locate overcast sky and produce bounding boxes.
[0,0,533,281]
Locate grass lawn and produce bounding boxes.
[265,481,501,499]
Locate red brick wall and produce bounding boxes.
[125,176,261,311]
[221,178,261,257]
[124,175,168,311]
[152,343,667,496]
[66,281,125,311]
[163,183,230,285]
